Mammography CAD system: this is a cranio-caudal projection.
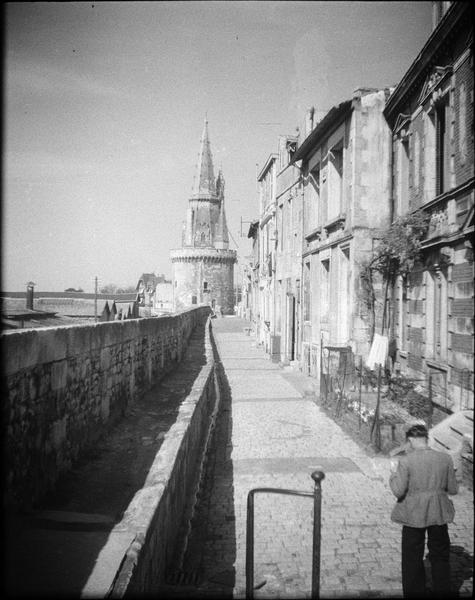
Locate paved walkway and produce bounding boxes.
[178,317,473,599]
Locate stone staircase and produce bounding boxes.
[429,410,473,487]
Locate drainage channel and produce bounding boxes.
[155,332,236,598]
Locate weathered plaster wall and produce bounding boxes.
[2,307,211,509]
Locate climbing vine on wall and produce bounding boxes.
[360,210,430,338]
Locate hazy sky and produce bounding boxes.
[4,1,432,292]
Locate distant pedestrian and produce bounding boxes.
[389,424,458,598]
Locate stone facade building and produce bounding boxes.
[293,88,393,377]
[240,219,259,323]
[256,154,278,353]
[274,134,302,366]
[246,1,473,422]
[383,1,474,412]
[171,120,236,314]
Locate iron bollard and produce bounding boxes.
[311,470,325,599]
[245,469,325,599]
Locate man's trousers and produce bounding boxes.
[401,524,451,598]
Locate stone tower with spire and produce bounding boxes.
[170,119,237,314]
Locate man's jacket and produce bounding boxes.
[389,447,458,528]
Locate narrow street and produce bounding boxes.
[165,317,473,599]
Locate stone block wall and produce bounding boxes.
[1,307,210,510]
[107,316,218,595]
[171,248,236,315]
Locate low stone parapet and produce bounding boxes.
[105,316,218,596]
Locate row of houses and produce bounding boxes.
[1,273,173,329]
[241,1,473,415]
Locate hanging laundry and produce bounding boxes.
[366,333,389,370]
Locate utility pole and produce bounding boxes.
[94,276,98,322]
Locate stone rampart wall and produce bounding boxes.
[2,307,211,509]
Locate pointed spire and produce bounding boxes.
[192,117,216,198]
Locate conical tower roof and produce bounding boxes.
[192,118,216,198]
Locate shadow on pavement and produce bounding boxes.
[450,545,473,596]
[423,544,474,598]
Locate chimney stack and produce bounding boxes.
[305,107,315,137]
[26,281,35,310]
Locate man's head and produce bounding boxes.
[406,424,429,448]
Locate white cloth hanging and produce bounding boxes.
[366,333,389,370]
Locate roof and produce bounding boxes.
[136,274,170,291]
[2,307,57,320]
[136,273,157,287]
[383,2,469,122]
[292,100,353,163]
[257,154,278,182]
[1,291,138,301]
[1,296,137,318]
[191,118,216,198]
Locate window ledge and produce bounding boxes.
[425,359,448,372]
[324,213,346,234]
[305,226,322,242]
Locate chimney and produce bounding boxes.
[305,107,315,137]
[26,281,35,310]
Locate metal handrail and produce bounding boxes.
[245,470,325,599]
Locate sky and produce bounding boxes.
[3,1,433,293]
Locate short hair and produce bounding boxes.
[406,424,428,439]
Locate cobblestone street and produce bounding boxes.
[175,317,473,599]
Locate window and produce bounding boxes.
[320,259,330,322]
[425,269,448,361]
[276,280,282,333]
[424,92,451,201]
[283,139,296,168]
[424,112,436,202]
[303,262,311,321]
[459,83,467,166]
[396,276,409,352]
[328,143,343,221]
[435,98,450,195]
[277,205,283,251]
[414,132,420,193]
[192,295,197,305]
[203,281,208,291]
[307,164,320,231]
[337,247,350,343]
[397,137,410,216]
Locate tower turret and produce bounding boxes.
[171,119,237,314]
